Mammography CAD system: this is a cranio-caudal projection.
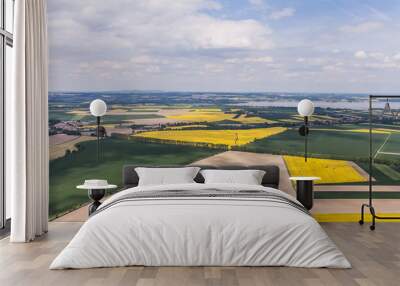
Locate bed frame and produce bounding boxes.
[122,165,280,189]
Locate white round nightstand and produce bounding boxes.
[77,181,117,215]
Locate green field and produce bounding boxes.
[240,129,387,160]
[374,164,400,180]
[352,162,400,185]
[101,114,163,124]
[49,110,87,121]
[377,133,400,156]
[256,107,298,122]
[49,138,219,218]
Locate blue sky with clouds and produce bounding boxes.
[48,0,400,93]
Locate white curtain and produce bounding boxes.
[9,0,49,242]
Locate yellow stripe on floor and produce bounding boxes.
[313,213,400,222]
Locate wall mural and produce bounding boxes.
[47,1,400,220]
[48,92,400,219]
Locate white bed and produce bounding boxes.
[50,183,351,269]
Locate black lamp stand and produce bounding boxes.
[96,116,100,161]
[298,116,310,162]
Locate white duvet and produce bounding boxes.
[50,183,351,269]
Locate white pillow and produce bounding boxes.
[200,169,266,185]
[135,167,200,186]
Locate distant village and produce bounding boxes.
[48,109,368,140]
[49,119,167,140]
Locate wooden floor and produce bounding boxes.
[1,222,400,286]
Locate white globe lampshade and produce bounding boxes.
[297,99,315,117]
[90,99,107,117]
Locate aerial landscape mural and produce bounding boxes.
[47,0,400,218]
[48,92,400,217]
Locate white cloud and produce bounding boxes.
[48,0,274,53]
[48,0,276,91]
[354,51,392,62]
[393,53,400,60]
[269,8,295,20]
[47,0,400,92]
[323,62,344,72]
[368,52,385,60]
[225,56,273,64]
[204,63,224,73]
[248,0,264,6]
[363,62,398,69]
[340,21,383,33]
[179,17,273,50]
[293,57,328,66]
[354,50,368,59]
[130,55,169,65]
[145,65,161,73]
[352,50,400,70]
[283,72,300,78]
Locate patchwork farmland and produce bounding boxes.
[48,91,400,217]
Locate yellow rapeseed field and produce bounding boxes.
[166,109,271,124]
[166,109,232,122]
[284,155,367,184]
[134,127,287,147]
[234,114,275,124]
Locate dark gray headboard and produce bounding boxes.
[122,165,280,189]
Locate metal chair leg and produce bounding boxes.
[370,206,376,231]
[359,204,366,225]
